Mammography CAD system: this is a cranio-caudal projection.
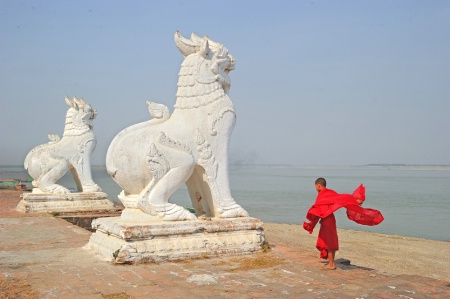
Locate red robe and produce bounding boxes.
[303,185,384,259]
[316,214,338,258]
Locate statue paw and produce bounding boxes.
[42,184,71,194]
[158,205,197,221]
[137,201,197,221]
[137,198,158,216]
[159,203,198,221]
[217,202,249,218]
[82,183,102,192]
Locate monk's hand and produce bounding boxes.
[303,222,314,234]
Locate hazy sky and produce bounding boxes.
[1,0,449,166]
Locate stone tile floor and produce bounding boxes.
[0,192,449,298]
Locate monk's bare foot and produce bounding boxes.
[321,266,337,270]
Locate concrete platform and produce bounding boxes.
[88,216,265,264]
[17,191,116,213]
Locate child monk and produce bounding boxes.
[303,178,384,270]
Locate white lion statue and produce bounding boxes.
[106,31,249,221]
[24,97,102,194]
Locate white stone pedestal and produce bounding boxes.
[17,192,116,213]
[86,216,266,264]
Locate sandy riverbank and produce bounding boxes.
[264,222,450,282]
[1,189,449,282]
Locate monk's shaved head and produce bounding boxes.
[315,177,326,187]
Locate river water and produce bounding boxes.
[1,164,449,241]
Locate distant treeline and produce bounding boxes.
[366,164,450,167]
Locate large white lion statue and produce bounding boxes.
[106,31,249,221]
[24,97,102,194]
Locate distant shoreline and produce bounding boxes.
[4,164,449,172]
[365,165,450,171]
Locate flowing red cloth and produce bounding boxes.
[303,184,384,259]
[303,185,384,234]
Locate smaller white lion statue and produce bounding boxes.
[24,96,102,194]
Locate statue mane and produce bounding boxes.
[63,96,96,137]
[174,56,226,109]
[173,32,233,110]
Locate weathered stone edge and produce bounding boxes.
[92,216,264,240]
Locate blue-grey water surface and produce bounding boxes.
[1,165,449,241]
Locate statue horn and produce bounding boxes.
[73,97,82,109]
[65,96,73,107]
[190,32,203,43]
[78,98,87,105]
[174,31,199,57]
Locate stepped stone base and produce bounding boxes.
[86,216,266,264]
[17,192,116,213]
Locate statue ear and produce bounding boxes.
[199,39,210,58]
